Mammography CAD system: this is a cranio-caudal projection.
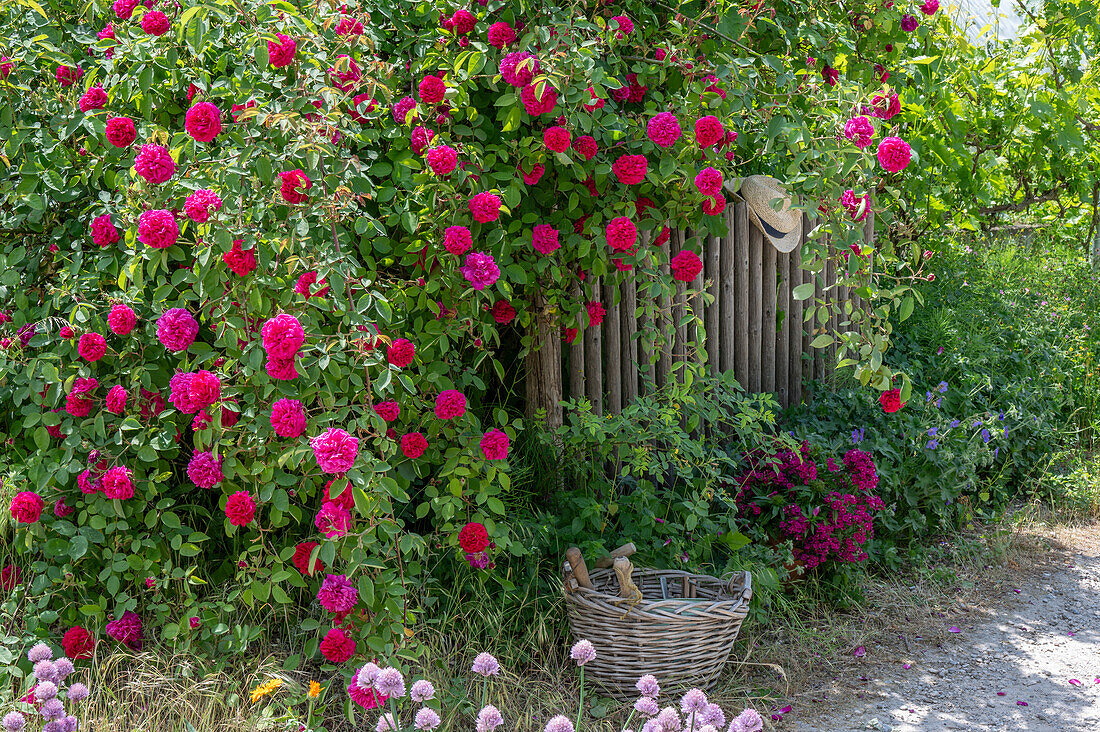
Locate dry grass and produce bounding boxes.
[46,508,1100,732]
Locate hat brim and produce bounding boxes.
[748,208,801,254]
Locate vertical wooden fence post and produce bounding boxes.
[621,276,638,405]
[706,232,722,372]
[734,203,750,387]
[604,279,622,415]
[776,249,790,407]
[584,277,603,415]
[748,222,763,393]
[762,240,777,395]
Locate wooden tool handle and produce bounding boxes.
[565,547,594,589]
[593,542,637,569]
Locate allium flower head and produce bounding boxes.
[410,679,436,702]
[655,707,681,732]
[35,681,58,700]
[374,668,406,698]
[635,697,660,717]
[731,709,763,732]
[415,707,441,731]
[40,699,65,721]
[28,643,53,663]
[545,715,574,732]
[3,712,26,732]
[376,713,398,732]
[680,688,708,714]
[52,657,74,681]
[477,705,504,732]
[356,662,381,689]
[636,675,660,698]
[570,639,596,666]
[471,651,500,676]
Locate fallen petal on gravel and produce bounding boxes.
[854,646,866,657]
[1069,679,1083,686]
[1017,701,1028,706]
[948,626,961,633]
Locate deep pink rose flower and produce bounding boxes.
[670,250,703,282]
[105,116,136,147]
[461,251,500,290]
[532,224,560,255]
[434,390,466,420]
[141,10,169,35]
[78,332,107,362]
[184,189,222,223]
[9,492,45,523]
[271,398,307,437]
[134,144,175,184]
[79,86,108,112]
[468,192,502,223]
[187,451,224,489]
[268,33,297,67]
[105,385,128,415]
[108,303,136,335]
[92,213,120,247]
[387,338,415,367]
[225,491,256,527]
[613,154,648,185]
[184,102,222,142]
[647,112,681,148]
[425,145,458,176]
[480,429,509,460]
[605,217,638,252]
[312,428,359,474]
[102,466,134,500]
[261,313,305,359]
[694,167,723,196]
[877,136,912,173]
[444,226,472,256]
[544,126,570,152]
[137,209,178,249]
[156,308,199,351]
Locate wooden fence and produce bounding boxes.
[524,203,874,429]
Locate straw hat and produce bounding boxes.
[725,175,802,253]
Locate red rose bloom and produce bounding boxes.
[324,479,355,510]
[572,135,598,161]
[458,521,490,553]
[586,302,605,327]
[373,401,400,422]
[105,116,136,147]
[62,626,97,660]
[268,33,297,68]
[605,216,638,252]
[184,101,222,142]
[468,192,502,223]
[9,491,45,524]
[292,541,324,576]
[387,338,415,368]
[108,303,137,335]
[480,429,510,460]
[670,250,703,282]
[695,115,724,148]
[418,74,446,104]
[487,21,515,48]
[491,299,516,325]
[141,10,169,35]
[543,126,570,153]
[319,627,356,662]
[78,332,107,362]
[434,389,467,420]
[225,491,257,527]
[521,163,545,185]
[279,169,312,204]
[532,224,560,255]
[401,432,428,459]
[79,86,108,113]
[425,145,458,176]
[879,388,904,413]
[223,239,257,276]
[612,154,648,185]
[444,226,472,256]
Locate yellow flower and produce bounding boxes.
[308,681,321,699]
[250,678,285,703]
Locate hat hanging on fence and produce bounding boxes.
[726,175,802,254]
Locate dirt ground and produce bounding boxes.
[778,524,1100,731]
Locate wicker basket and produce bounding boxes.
[563,566,752,699]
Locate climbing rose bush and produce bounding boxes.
[0,0,931,711]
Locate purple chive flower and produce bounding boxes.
[636,674,660,697]
[471,652,501,676]
[476,705,504,732]
[33,660,59,683]
[732,708,764,732]
[701,703,725,728]
[66,683,90,702]
[410,679,436,702]
[375,713,398,732]
[680,689,708,714]
[40,699,65,721]
[2,712,26,732]
[415,708,441,731]
[356,662,381,689]
[655,707,681,732]
[34,681,58,701]
[374,668,406,698]
[570,639,597,666]
[635,697,660,717]
[53,658,74,681]
[545,715,575,732]
[28,643,54,663]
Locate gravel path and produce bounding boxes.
[787,539,1100,731]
